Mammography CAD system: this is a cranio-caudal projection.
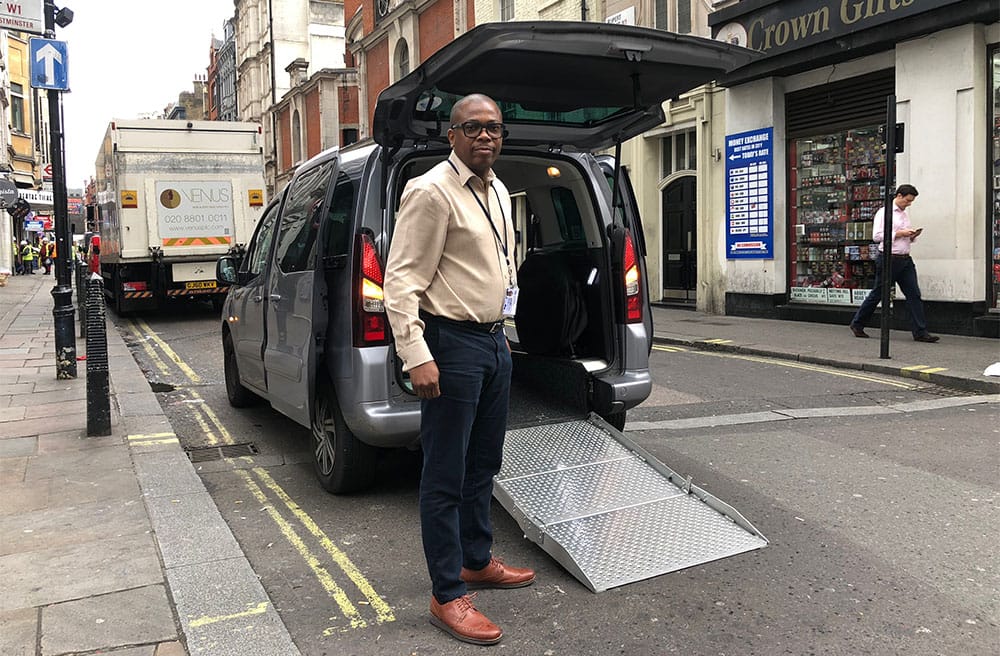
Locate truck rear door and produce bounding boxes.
[264,158,339,425]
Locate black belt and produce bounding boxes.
[419,310,505,334]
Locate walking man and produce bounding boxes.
[383,93,534,646]
[850,184,939,342]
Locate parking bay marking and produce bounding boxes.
[652,344,919,389]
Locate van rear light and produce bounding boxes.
[123,281,147,292]
[623,230,641,323]
[354,233,389,346]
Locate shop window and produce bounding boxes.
[990,47,1000,311]
[10,83,24,133]
[789,126,887,306]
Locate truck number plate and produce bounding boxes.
[185,281,217,290]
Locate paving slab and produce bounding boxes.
[41,584,178,655]
[23,444,132,481]
[0,497,150,556]
[0,607,37,656]
[0,532,163,611]
[0,435,36,457]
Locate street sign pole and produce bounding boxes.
[44,0,76,379]
[879,95,897,360]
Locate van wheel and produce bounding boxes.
[312,383,377,494]
[223,333,258,407]
[602,411,626,432]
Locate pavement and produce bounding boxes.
[0,271,997,656]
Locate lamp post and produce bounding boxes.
[45,0,76,378]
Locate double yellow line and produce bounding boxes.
[125,318,395,633]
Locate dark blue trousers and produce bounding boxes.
[851,255,929,337]
[419,321,511,604]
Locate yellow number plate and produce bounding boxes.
[185,281,217,290]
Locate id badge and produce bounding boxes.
[502,286,519,317]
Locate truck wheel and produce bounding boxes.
[223,333,258,407]
[312,383,376,494]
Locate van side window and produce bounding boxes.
[550,187,586,245]
[275,162,335,273]
[243,201,280,278]
[324,172,356,256]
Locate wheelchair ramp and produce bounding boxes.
[494,415,767,592]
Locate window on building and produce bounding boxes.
[292,110,302,163]
[342,128,358,146]
[654,0,667,31]
[500,0,514,21]
[661,130,696,177]
[10,83,24,133]
[676,0,691,35]
[396,39,410,80]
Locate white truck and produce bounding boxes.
[93,119,266,313]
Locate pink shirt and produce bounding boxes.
[872,202,914,255]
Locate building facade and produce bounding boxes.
[235,0,349,193]
[708,0,999,337]
[345,0,475,140]
[217,18,240,122]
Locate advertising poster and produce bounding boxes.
[726,127,773,259]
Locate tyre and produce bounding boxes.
[223,333,259,407]
[312,383,377,494]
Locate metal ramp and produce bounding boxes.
[494,414,767,592]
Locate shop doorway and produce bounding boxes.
[661,176,696,302]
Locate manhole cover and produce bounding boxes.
[185,443,259,462]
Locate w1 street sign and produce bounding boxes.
[30,38,69,91]
[1,2,44,35]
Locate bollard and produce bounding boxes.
[76,261,88,338]
[85,273,111,436]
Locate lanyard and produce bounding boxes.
[448,159,513,283]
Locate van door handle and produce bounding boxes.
[269,293,282,302]
[252,295,263,303]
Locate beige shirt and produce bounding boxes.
[384,152,515,371]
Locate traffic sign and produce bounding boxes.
[29,38,69,91]
[0,179,18,209]
[42,162,52,180]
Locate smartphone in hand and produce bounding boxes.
[911,227,923,237]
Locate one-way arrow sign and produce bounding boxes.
[29,38,69,91]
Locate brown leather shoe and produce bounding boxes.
[430,594,502,645]
[849,324,869,338]
[461,557,535,590]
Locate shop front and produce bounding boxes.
[710,0,999,337]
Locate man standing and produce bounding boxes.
[20,240,36,274]
[850,184,939,342]
[383,94,535,646]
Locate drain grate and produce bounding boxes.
[185,442,259,463]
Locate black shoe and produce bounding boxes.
[850,324,869,338]
[913,333,940,343]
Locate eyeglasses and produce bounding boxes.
[451,121,507,139]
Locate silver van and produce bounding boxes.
[216,22,753,493]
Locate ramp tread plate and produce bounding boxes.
[499,457,683,525]
[543,495,767,592]
[500,420,632,479]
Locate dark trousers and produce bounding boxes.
[851,255,928,337]
[419,320,512,604]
